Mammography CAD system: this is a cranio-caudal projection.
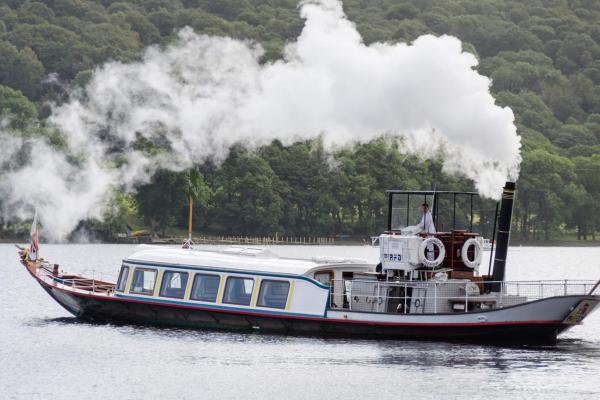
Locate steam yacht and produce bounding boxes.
[16,182,600,343]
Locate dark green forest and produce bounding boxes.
[1,0,600,242]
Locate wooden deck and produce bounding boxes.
[55,274,115,294]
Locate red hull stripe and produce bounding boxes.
[37,273,563,328]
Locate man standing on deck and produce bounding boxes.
[418,203,436,235]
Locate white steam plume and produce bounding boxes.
[0,0,520,240]
[0,125,114,237]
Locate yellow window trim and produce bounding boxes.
[285,281,296,310]
[183,272,193,300]
[216,274,226,304]
[124,266,134,294]
[152,269,164,297]
[250,278,261,307]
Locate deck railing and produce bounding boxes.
[37,264,116,294]
[327,279,598,314]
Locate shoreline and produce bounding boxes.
[2,238,599,247]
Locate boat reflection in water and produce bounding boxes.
[16,182,600,344]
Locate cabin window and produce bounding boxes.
[190,274,221,302]
[116,266,129,292]
[314,271,332,286]
[223,277,254,306]
[159,271,189,299]
[130,268,157,295]
[257,280,290,309]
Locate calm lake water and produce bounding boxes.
[2,244,600,400]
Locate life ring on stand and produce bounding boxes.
[461,238,482,269]
[419,237,445,268]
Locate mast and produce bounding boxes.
[188,194,193,242]
[181,170,197,249]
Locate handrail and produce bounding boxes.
[327,278,598,314]
[331,278,597,284]
[588,278,600,295]
[36,266,116,294]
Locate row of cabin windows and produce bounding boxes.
[116,267,290,309]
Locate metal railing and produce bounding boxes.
[51,276,115,293]
[327,278,598,314]
[37,264,116,294]
[82,269,118,284]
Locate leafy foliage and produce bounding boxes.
[0,84,37,128]
[1,0,600,240]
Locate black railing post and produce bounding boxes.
[470,194,473,231]
[387,193,393,230]
[406,194,410,227]
[452,193,456,230]
[433,193,438,231]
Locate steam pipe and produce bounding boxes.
[487,201,499,277]
[491,182,516,291]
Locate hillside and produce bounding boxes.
[1,0,599,241]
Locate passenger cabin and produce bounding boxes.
[114,246,373,318]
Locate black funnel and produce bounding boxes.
[491,182,516,291]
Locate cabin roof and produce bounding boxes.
[124,245,371,276]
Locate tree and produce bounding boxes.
[213,149,283,235]
[2,0,600,241]
[0,85,38,129]
[80,22,141,64]
[186,168,212,232]
[573,155,600,239]
[555,33,600,72]
[386,3,419,20]
[554,124,596,148]
[516,149,576,240]
[135,169,187,236]
[0,41,45,99]
[17,2,56,25]
[122,10,161,45]
[6,23,89,79]
[98,191,139,238]
[260,139,336,235]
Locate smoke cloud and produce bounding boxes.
[0,126,114,237]
[0,0,520,240]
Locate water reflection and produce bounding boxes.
[23,317,600,369]
[24,315,599,374]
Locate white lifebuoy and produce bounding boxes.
[419,237,445,268]
[461,238,482,269]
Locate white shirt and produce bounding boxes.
[418,211,436,234]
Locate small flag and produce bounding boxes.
[29,209,39,261]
